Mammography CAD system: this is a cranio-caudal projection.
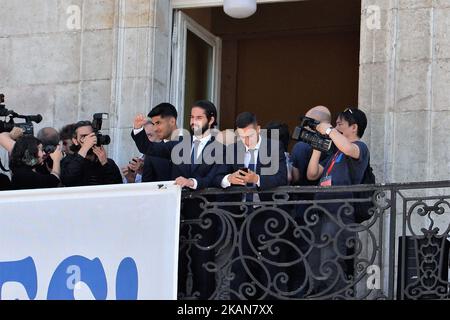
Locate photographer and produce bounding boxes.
[292,106,332,186]
[60,123,76,156]
[307,108,369,189]
[0,127,24,153]
[9,135,63,190]
[61,121,122,187]
[0,127,25,190]
[0,127,23,191]
[306,107,369,293]
[36,127,60,175]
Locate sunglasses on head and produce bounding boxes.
[344,108,354,114]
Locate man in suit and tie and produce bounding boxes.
[132,100,227,299]
[141,103,177,183]
[218,112,287,198]
[132,100,226,190]
[216,112,288,299]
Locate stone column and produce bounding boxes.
[110,0,171,166]
[359,0,450,298]
[360,0,450,184]
[0,0,172,168]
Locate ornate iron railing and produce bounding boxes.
[177,181,450,300]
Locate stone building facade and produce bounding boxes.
[0,0,449,182]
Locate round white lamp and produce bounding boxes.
[224,0,257,19]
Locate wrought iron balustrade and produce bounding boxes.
[177,181,450,300]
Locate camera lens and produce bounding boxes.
[44,145,57,154]
[96,133,111,146]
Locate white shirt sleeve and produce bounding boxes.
[133,127,144,135]
[189,178,198,190]
[221,174,231,188]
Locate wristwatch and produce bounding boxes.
[325,127,333,136]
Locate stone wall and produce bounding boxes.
[359,0,450,297]
[0,0,171,168]
[360,0,450,183]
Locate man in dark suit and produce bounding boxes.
[140,103,176,183]
[131,100,228,299]
[132,101,226,189]
[215,112,288,299]
[218,112,287,194]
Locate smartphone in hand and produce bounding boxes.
[128,158,139,173]
[239,167,249,176]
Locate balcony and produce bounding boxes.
[178,181,450,300]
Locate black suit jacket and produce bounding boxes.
[142,155,171,183]
[131,129,228,189]
[214,138,288,201]
[0,173,11,191]
[216,138,287,187]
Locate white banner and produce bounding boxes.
[0,182,181,300]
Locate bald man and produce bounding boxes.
[36,127,60,175]
[305,105,332,124]
[286,105,334,297]
[291,106,332,186]
[37,127,60,148]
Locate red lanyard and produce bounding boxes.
[326,151,341,176]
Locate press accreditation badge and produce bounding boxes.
[320,175,332,187]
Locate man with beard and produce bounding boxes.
[61,121,122,187]
[132,100,228,299]
[60,123,76,156]
[132,100,226,190]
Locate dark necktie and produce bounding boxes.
[245,149,257,202]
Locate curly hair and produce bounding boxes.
[10,136,42,170]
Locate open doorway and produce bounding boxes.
[172,0,361,149]
[170,12,221,129]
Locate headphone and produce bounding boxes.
[22,149,39,167]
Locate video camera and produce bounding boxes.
[292,116,333,153]
[92,113,111,146]
[0,94,43,136]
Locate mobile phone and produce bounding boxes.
[129,159,138,173]
[239,167,249,176]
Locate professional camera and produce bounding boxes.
[92,113,111,146]
[0,94,43,135]
[43,144,58,154]
[292,116,333,153]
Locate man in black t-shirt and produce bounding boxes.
[291,106,334,218]
[307,107,370,295]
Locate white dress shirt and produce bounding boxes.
[133,127,211,190]
[189,134,212,190]
[221,136,262,188]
